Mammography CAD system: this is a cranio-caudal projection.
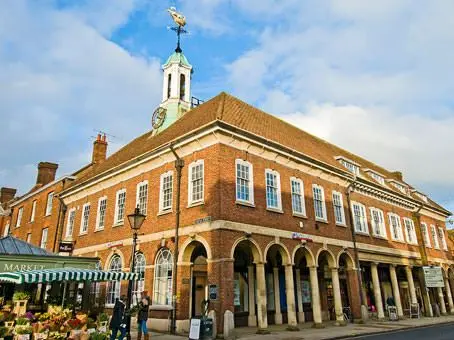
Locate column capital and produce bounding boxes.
[330,266,339,271]
[285,263,295,268]
[370,262,379,268]
[308,265,319,269]
[390,263,398,269]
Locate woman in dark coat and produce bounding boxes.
[110,295,127,340]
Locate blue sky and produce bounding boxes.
[1,0,453,225]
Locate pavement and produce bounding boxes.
[129,314,454,339]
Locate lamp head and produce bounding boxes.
[127,206,146,231]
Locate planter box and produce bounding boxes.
[14,335,31,340]
[13,300,28,316]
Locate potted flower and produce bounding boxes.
[4,313,15,328]
[66,318,84,339]
[32,321,49,339]
[88,332,108,340]
[96,314,108,333]
[85,318,96,335]
[14,324,32,340]
[12,293,29,318]
[0,325,12,340]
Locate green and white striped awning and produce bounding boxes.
[0,268,138,284]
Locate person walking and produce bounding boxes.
[110,295,127,340]
[137,290,151,340]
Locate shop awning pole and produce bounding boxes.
[61,281,68,308]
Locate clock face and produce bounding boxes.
[152,107,167,129]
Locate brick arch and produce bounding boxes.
[264,241,292,265]
[178,235,212,263]
[104,249,125,270]
[316,247,337,269]
[337,249,355,270]
[292,244,316,267]
[230,236,263,264]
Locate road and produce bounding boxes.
[351,323,454,340]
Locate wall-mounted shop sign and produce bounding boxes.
[422,266,444,288]
[209,284,218,300]
[291,232,312,242]
[195,216,211,225]
[58,242,74,253]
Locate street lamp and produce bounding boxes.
[125,206,146,340]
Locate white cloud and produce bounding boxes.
[224,1,454,211]
[0,0,162,195]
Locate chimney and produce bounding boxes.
[92,133,108,164]
[392,171,403,182]
[0,187,16,204]
[36,162,58,186]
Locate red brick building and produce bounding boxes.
[2,46,453,337]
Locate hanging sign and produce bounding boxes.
[422,266,444,288]
[189,318,201,340]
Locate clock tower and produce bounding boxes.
[152,46,193,134]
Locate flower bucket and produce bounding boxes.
[14,335,30,340]
[4,322,14,328]
[33,333,48,340]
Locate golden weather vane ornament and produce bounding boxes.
[167,6,188,52]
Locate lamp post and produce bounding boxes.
[125,206,146,340]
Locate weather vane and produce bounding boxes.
[167,7,187,53]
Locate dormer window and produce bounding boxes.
[364,169,386,185]
[335,156,360,175]
[413,191,428,203]
[388,180,408,195]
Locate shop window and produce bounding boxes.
[153,248,173,306]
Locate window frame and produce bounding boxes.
[431,225,440,249]
[351,201,368,234]
[265,169,282,212]
[332,191,345,226]
[235,159,254,206]
[132,253,146,305]
[26,233,31,243]
[3,223,10,237]
[438,227,448,251]
[312,184,327,222]
[370,207,387,238]
[30,200,37,222]
[95,197,107,231]
[188,160,205,206]
[420,222,431,248]
[40,228,48,249]
[66,208,76,238]
[403,218,418,245]
[388,213,404,242]
[79,203,91,235]
[159,171,174,213]
[290,177,306,217]
[136,180,149,215]
[106,255,122,306]
[45,191,54,216]
[153,248,174,306]
[16,207,24,228]
[114,189,127,225]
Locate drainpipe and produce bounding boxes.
[53,180,68,253]
[345,177,367,321]
[170,144,184,334]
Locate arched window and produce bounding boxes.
[180,74,186,100]
[153,248,173,305]
[106,255,122,305]
[132,253,146,305]
[167,74,172,99]
[90,261,102,304]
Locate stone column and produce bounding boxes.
[309,266,323,326]
[331,268,344,325]
[247,265,257,326]
[444,276,454,314]
[346,269,362,319]
[405,266,417,305]
[437,287,447,315]
[273,267,283,324]
[255,263,268,333]
[371,263,385,319]
[389,265,404,317]
[295,268,305,323]
[284,265,298,330]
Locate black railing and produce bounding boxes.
[191,96,204,108]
